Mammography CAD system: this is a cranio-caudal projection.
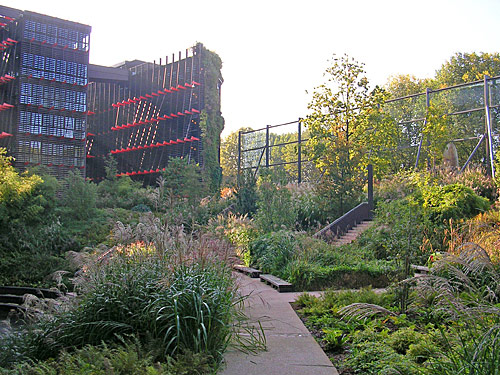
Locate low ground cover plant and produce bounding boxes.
[295,207,500,374]
[247,230,395,290]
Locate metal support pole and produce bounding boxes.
[297,119,302,183]
[367,164,373,215]
[237,131,241,184]
[461,134,486,173]
[415,88,431,169]
[265,125,270,168]
[484,75,496,179]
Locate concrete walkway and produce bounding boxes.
[219,273,339,375]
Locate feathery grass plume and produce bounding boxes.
[339,302,397,321]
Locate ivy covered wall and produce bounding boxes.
[199,43,224,192]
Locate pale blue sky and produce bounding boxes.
[4,0,500,136]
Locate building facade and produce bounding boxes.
[0,5,90,179]
[86,44,223,186]
[0,5,224,188]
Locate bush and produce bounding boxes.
[387,327,423,355]
[249,230,298,275]
[0,243,237,368]
[416,183,490,224]
[254,179,297,232]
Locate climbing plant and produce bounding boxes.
[198,43,225,193]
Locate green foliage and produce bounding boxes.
[161,157,207,206]
[438,165,498,203]
[254,177,297,232]
[0,243,236,369]
[60,171,98,221]
[304,54,398,204]
[387,327,423,355]
[199,44,224,193]
[1,340,212,375]
[248,230,394,290]
[385,74,435,97]
[435,52,500,85]
[0,148,74,286]
[220,127,252,187]
[416,183,490,224]
[235,171,258,217]
[249,230,298,276]
[345,340,417,375]
[97,156,151,210]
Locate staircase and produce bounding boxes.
[331,220,373,245]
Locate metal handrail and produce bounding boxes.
[314,202,372,240]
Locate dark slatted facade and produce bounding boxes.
[86,45,208,185]
[0,6,222,186]
[0,5,90,179]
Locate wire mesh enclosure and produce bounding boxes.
[239,76,500,181]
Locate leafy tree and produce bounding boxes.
[96,155,149,209]
[0,148,42,206]
[0,148,71,286]
[304,54,396,212]
[61,171,98,221]
[235,170,258,217]
[220,127,252,187]
[161,157,206,206]
[435,52,500,86]
[385,74,435,98]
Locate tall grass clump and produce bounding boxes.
[0,220,241,370]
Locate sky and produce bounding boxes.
[4,0,500,137]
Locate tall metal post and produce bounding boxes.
[297,119,302,183]
[367,164,373,213]
[237,131,242,183]
[484,75,496,179]
[415,88,431,169]
[265,125,270,168]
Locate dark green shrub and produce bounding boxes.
[0,340,213,375]
[407,338,441,364]
[131,204,152,212]
[161,158,207,205]
[249,230,298,275]
[416,183,490,224]
[387,327,423,354]
[235,171,257,217]
[285,259,393,291]
[254,179,297,232]
[345,340,415,375]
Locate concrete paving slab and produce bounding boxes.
[219,274,338,375]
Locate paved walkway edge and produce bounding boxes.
[219,273,339,375]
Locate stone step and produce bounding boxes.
[333,221,373,245]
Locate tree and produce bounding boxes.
[435,52,500,86]
[385,74,435,98]
[304,54,396,212]
[61,171,98,221]
[220,127,252,187]
[160,157,206,206]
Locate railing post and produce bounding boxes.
[484,75,496,179]
[367,164,373,217]
[297,119,302,183]
[237,130,241,185]
[415,88,430,169]
[265,125,270,169]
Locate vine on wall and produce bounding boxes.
[198,43,225,193]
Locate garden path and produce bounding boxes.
[219,273,339,375]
